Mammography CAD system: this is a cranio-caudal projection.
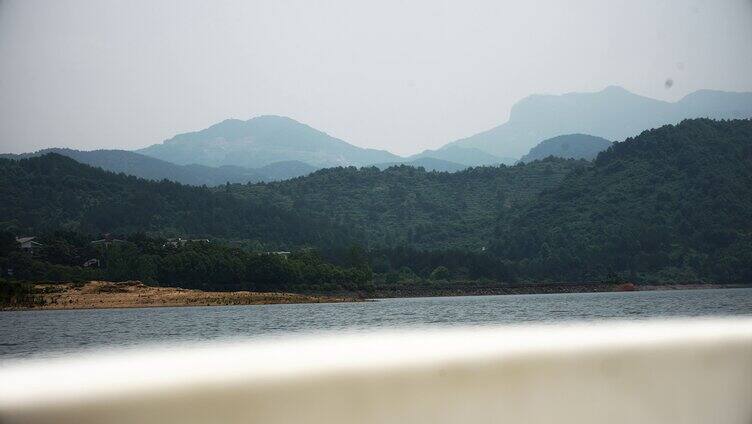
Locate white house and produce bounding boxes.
[16,237,43,254]
[90,235,126,248]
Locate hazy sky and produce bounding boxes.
[1,0,751,156]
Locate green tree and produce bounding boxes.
[429,266,450,281]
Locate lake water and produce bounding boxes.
[2,288,751,360]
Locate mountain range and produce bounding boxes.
[447,86,752,158]
[3,87,751,185]
[0,149,318,185]
[137,115,400,169]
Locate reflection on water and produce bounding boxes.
[1,288,751,360]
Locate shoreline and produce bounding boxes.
[3,281,748,311]
[3,281,361,311]
[351,282,748,299]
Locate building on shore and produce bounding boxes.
[16,237,43,254]
[91,234,126,248]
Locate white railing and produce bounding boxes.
[1,318,751,423]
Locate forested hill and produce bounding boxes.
[0,154,584,250]
[2,119,751,283]
[493,119,752,283]
[0,154,360,249]
[227,160,586,249]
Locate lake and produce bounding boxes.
[2,288,751,360]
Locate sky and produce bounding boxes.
[0,0,751,156]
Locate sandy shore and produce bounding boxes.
[10,281,359,310]
[5,281,745,311]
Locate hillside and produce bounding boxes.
[447,87,752,158]
[0,154,584,251]
[230,160,586,249]
[138,115,400,168]
[493,119,752,283]
[520,134,613,162]
[0,154,358,249]
[1,149,318,185]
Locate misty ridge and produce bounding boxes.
[4,86,752,185]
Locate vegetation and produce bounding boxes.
[493,119,752,283]
[232,159,584,249]
[0,153,583,250]
[0,154,360,250]
[0,279,43,307]
[373,157,468,173]
[0,231,371,293]
[1,118,751,292]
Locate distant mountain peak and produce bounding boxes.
[520,134,613,163]
[250,114,298,122]
[138,115,399,168]
[600,85,630,93]
[446,86,752,158]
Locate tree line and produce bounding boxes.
[0,231,373,297]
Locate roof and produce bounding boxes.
[91,238,125,245]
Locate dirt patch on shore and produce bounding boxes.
[17,281,359,310]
